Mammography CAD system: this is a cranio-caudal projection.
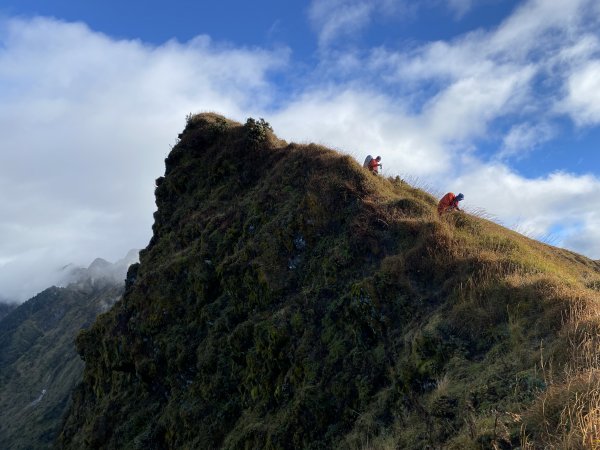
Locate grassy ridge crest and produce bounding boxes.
[58,113,600,449]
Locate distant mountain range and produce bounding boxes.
[0,250,138,450]
[57,248,140,289]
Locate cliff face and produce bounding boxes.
[58,114,600,449]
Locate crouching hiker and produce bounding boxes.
[438,192,464,215]
[363,155,382,175]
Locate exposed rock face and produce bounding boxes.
[57,114,600,449]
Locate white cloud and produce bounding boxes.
[270,88,450,177]
[0,17,287,301]
[446,0,474,19]
[553,34,600,64]
[558,60,600,126]
[489,0,595,58]
[456,163,599,218]
[454,162,600,255]
[499,122,555,159]
[308,0,418,48]
[563,215,600,259]
[423,66,535,142]
[309,0,374,48]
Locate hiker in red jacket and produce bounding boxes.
[438,192,464,215]
[368,156,382,175]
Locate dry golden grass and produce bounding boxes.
[523,291,596,441]
[364,161,600,449]
[520,370,600,449]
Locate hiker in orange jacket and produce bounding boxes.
[368,156,382,175]
[438,192,464,215]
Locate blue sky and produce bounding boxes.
[1,0,600,301]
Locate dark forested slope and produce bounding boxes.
[0,301,16,321]
[0,256,134,450]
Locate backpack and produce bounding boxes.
[363,155,373,168]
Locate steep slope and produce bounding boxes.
[0,254,135,450]
[0,301,17,321]
[59,114,600,449]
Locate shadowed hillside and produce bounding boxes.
[0,302,17,321]
[58,114,600,449]
[0,254,136,450]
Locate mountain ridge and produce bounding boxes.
[0,252,137,449]
[58,113,600,449]
[57,249,139,290]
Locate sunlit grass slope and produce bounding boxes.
[59,114,600,449]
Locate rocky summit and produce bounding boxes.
[58,114,600,449]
